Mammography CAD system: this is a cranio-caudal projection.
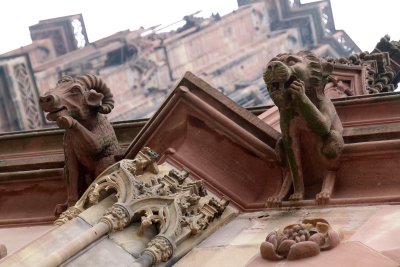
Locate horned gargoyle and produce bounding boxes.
[263,51,344,206]
[39,74,120,214]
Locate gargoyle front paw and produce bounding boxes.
[316,191,331,205]
[288,79,306,99]
[267,196,282,208]
[289,192,304,201]
[56,116,75,129]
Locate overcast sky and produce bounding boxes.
[0,0,398,54]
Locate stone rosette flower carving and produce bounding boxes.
[260,218,341,261]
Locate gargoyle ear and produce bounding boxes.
[321,60,334,77]
[85,89,104,108]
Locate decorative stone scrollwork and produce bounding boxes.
[54,147,229,265]
[55,147,160,226]
[260,218,341,261]
[143,235,174,264]
[138,207,167,236]
[54,206,83,226]
[326,45,396,94]
[100,204,131,232]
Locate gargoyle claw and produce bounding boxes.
[267,196,282,208]
[289,192,304,201]
[316,191,331,205]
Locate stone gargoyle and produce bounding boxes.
[263,51,344,206]
[39,74,120,214]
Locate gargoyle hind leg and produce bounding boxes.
[55,149,80,216]
[316,130,343,205]
[267,168,292,207]
[267,138,292,207]
[316,170,336,205]
[285,130,305,201]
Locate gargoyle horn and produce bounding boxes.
[78,74,115,114]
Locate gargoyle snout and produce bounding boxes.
[264,61,291,84]
[39,94,59,111]
[266,61,283,73]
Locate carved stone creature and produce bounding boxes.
[263,51,344,206]
[260,218,341,261]
[39,74,120,213]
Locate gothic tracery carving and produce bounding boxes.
[55,147,229,265]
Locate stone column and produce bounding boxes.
[37,222,109,267]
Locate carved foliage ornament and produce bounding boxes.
[260,218,341,261]
[143,235,174,263]
[326,47,396,94]
[55,147,229,265]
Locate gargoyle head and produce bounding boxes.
[263,51,333,103]
[39,74,114,122]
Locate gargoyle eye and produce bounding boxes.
[286,56,299,66]
[70,86,81,94]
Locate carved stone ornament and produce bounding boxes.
[263,51,344,206]
[143,235,174,264]
[54,147,229,265]
[54,206,82,225]
[100,204,131,231]
[326,36,397,94]
[260,218,341,261]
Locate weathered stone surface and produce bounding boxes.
[0,225,54,256]
[349,206,400,252]
[178,205,400,266]
[62,238,135,267]
[247,242,398,267]
[0,245,7,260]
[175,245,259,267]
[0,217,92,266]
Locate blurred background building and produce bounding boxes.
[0,0,360,132]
